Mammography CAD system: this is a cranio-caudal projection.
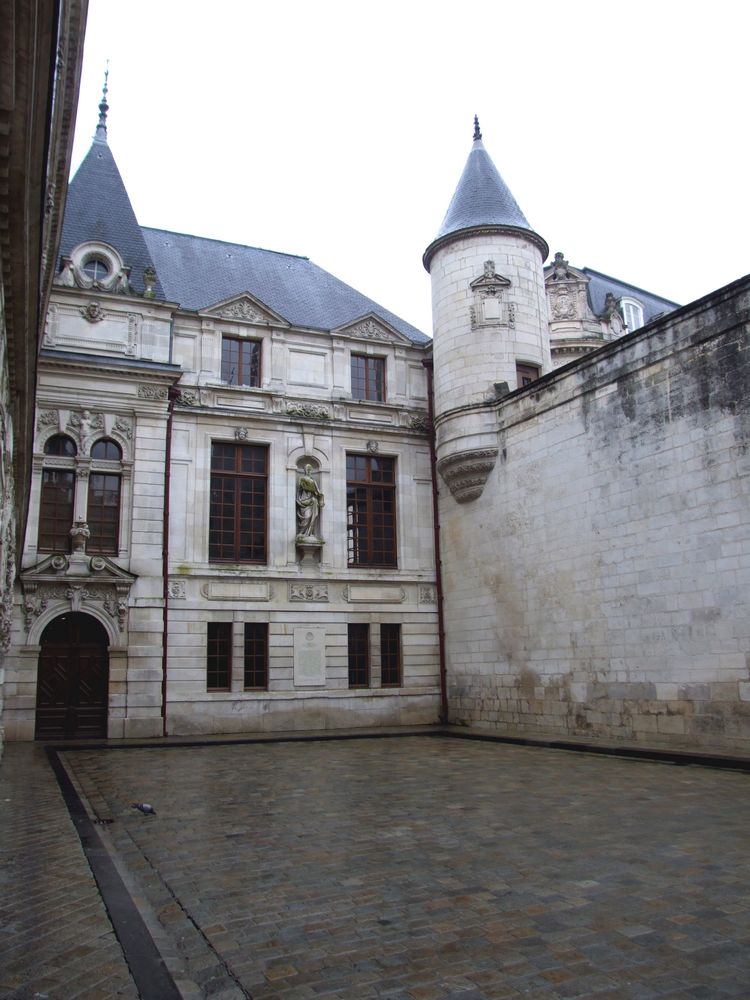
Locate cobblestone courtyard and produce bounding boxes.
[3,735,750,999]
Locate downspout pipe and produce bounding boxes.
[423,358,449,724]
[161,382,178,738]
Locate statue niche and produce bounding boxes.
[295,465,324,569]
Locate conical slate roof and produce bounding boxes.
[59,135,164,298]
[423,118,548,270]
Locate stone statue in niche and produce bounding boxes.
[296,465,324,542]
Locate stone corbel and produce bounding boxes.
[436,448,499,503]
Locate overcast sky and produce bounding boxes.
[70,0,749,335]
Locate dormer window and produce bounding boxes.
[621,298,644,331]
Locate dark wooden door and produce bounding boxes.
[35,613,109,739]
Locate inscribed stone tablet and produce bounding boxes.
[293,627,326,687]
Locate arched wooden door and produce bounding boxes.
[35,613,110,739]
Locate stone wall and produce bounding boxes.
[442,276,750,751]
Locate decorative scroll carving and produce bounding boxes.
[0,522,16,652]
[137,385,168,400]
[289,583,329,602]
[286,402,330,421]
[168,579,186,599]
[419,585,437,604]
[176,389,199,406]
[437,448,499,503]
[68,409,104,438]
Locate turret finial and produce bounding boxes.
[95,62,110,142]
[473,115,482,142]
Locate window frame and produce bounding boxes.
[351,353,386,402]
[348,623,370,688]
[380,623,402,687]
[346,453,397,568]
[207,621,232,691]
[516,361,540,388]
[244,622,269,690]
[38,468,76,552]
[221,336,262,388]
[621,298,644,332]
[209,442,269,564]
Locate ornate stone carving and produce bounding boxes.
[219,298,266,322]
[113,416,133,439]
[366,440,379,454]
[407,414,431,434]
[289,583,329,602]
[37,410,59,431]
[143,266,157,299]
[234,427,250,441]
[0,521,16,652]
[69,521,90,553]
[286,402,330,421]
[176,389,199,406]
[168,579,186,599]
[68,409,104,439]
[469,262,512,329]
[419,585,437,604]
[81,301,106,323]
[437,448,499,503]
[347,319,393,342]
[137,385,168,400]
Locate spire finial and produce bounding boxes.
[473,114,482,142]
[95,62,110,142]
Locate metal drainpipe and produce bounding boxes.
[161,382,178,737]
[423,358,449,724]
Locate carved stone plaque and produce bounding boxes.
[294,627,326,687]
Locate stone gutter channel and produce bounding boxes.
[46,727,750,999]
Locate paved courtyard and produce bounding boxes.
[3,735,750,999]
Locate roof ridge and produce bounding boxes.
[582,267,680,305]
[141,225,311,262]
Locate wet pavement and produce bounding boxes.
[2,733,750,999]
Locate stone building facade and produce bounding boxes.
[2,104,747,753]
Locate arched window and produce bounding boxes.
[44,434,77,457]
[91,438,122,460]
[621,298,644,332]
[38,436,76,552]
[88,439,122,554]
[81,255,111,282]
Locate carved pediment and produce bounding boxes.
[20,554,137,634]
[469,260,511,292]
[204,293,290,326]
[334,313,412,345]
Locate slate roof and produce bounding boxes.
[141,228,430,344]
[583,268,680,325]
[59,137,164,298]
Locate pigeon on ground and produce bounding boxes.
[132,802,157,815]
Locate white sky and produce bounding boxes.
[71,0,749,335]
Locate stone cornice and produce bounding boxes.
[423,225,549,272]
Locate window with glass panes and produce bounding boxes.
[87,439,122,554]
[348,623,369,687]
[380,623,402,686]
[351,354,385,401]
[516,362,540,387]
[346,454,396,567]
[38,435,77,552]
[207,622,232,690]
[209,443,268,562]
[244,623,268,689]
[221,337,261,387]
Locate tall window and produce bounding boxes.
[516,362,540,388]
[244,623,269,690]
[209,443,268,562]
[38,435,77,552]
[351,354,385,402]
[222,337,261,387]
[88,439,122,554]
[380,624,402,687]
[207,622,232,690]
[346,454,397,567]
[348,623,370,688]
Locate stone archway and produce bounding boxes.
[35,612,110,739]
